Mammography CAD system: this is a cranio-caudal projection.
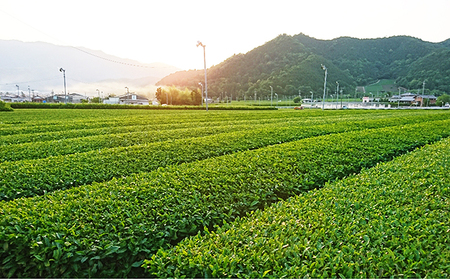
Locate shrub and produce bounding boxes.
[293,96,301,103]
[0,101,13,111]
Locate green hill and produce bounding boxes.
[156,34,450,100]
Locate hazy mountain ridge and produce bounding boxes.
[0,40,179,95]
[157,34,450,99]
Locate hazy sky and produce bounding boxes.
[1,0,449,70]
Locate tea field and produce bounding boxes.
[0,109,449,277]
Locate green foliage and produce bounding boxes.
[8,102,274,110]
[0,123,261,163]
[154,87,164,104]
[90,97,102,103]
[436,94,450,106]
[157,34,450,98]
[293,96,301,103]
[1,109,450,277]
[3,120,450,277]
[144,137,450,278]
[154,86,206,105]
[2,110,449,201]
[363,79,398,96]
[0,101,13,111]
[158,34,356,100]
[396,49,450,94]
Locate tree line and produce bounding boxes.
[156,34,450,101]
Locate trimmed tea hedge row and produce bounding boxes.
[1,115,302,146]
[0,122,337,200]
[0,111,372,157]
[0,123,258,162]
[1,121,450,277]
[1,108,321,136]
[0,109,262,136]
[1,111,445,162]
[3,114,448,201]
[0,121,198,146]
[144,138,450,278]
[1,109,443,137]
[9,102,279,110]
[0,101,13,111]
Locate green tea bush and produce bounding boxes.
[144,138,450,278]
[2,110,447,162]
[0,101,13,111]
[9,102,276,110]
[2,111,449,200]
[1,121,450,277]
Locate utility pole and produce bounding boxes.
[321,64,327,110]
[198,82,203,106]
[336,81,339,109]
[197,41,208,111]
[270,86,273,107]
[125,87,130,104]
[59,68,66,104]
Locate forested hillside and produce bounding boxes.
[156,34,450,100]
[396,49,450,93]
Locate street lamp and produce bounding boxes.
[197,41,208,111]
[321,64,327,110]
[96,89,100,103]
[59,68,66,104]
[15,85,19,96]
[125,87,129,104]
[198,82,203,106]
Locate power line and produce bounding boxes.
[71,47,157,68]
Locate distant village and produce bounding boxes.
[0,89,442,107]
[0,92,159,106]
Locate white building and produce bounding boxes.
[0,94,30,102]
[103,93,149,105]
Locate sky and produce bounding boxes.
[1,0,450,71]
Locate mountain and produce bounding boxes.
[156,34,450,99]
[0,40,180,95]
